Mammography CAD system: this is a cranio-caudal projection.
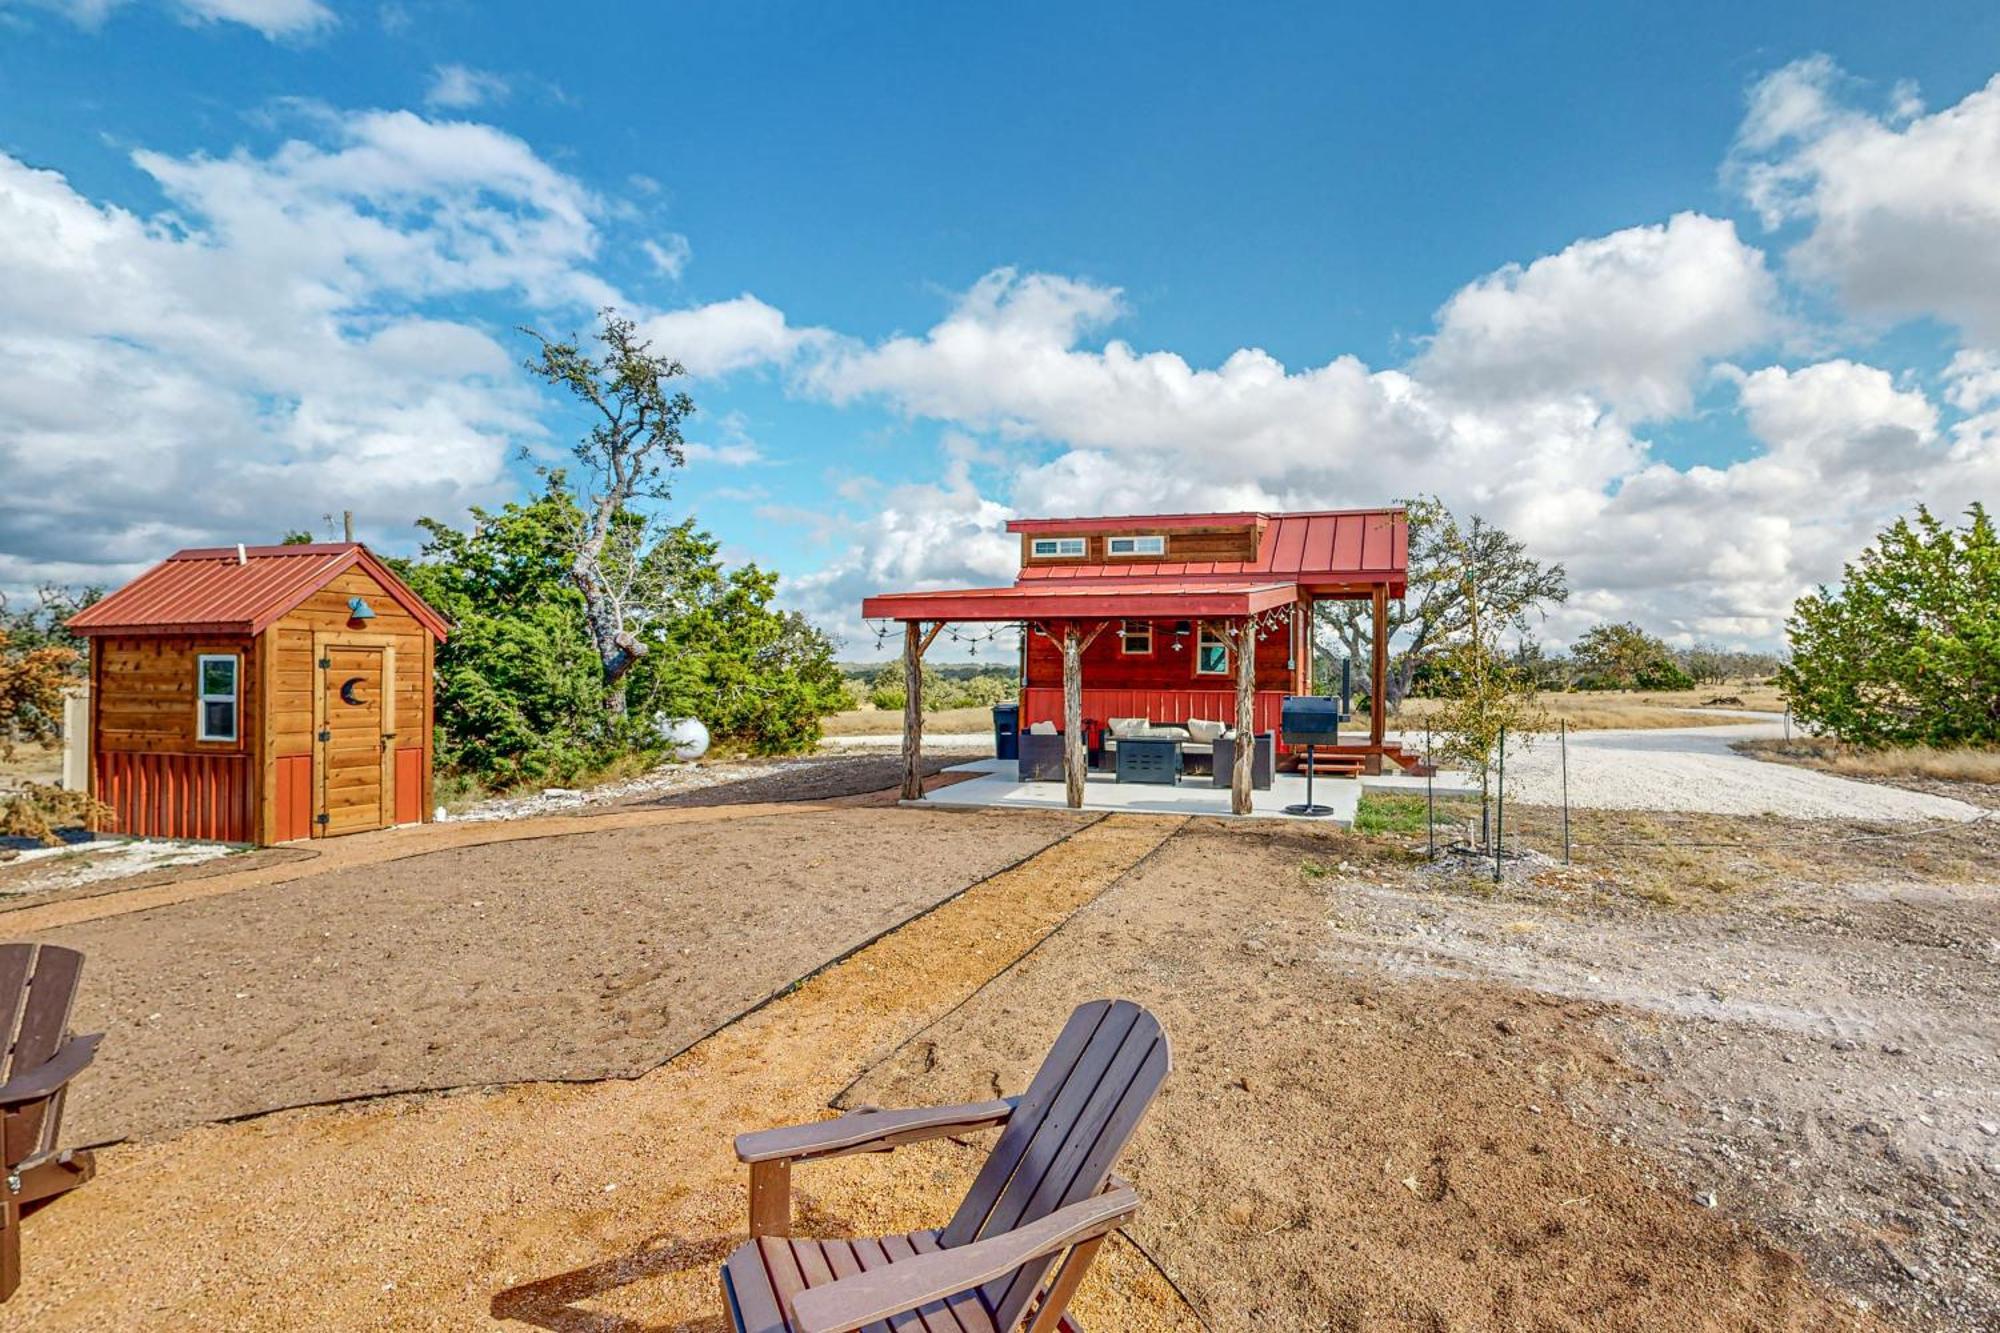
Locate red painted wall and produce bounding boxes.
[1024,619,1299,692]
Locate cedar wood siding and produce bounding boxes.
[91,633,260,842]
[264,565,434,842]
[1019,524,1260,569]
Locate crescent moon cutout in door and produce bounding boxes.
[339,676,366,706]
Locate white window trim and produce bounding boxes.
[1194,624,1230,676]
[196,653,240,742]
[1030,537,1087,558]
[1121,621,1153,654]
[1107,534,1166,556]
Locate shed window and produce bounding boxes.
[1196,624,1230,676]
[1107,535,1166,556]
[1120,621,1153,654]
[197,654,239,742]
[1030,537,1087,558]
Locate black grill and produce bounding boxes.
[1280,695,1342,746]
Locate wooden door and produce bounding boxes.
[316,643,393,836]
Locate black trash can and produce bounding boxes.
[992,702,1020,760]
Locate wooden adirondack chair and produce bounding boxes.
[0,943,101,1302]
[721,998,1169,1333]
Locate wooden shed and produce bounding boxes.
[67,543,448,845]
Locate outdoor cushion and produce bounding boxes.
[1026,720,1057,735]
[1185,718,1226,743]
[1107,716,1150,736]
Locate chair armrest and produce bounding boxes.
[0,1033,101,1107]
[790,1184,1140,1333]
[735,1097,1016,1165]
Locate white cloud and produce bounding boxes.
[425,64,511,110]
[1418,213,1778,420]
[0,111,607,587]
[1732,58,2000,343]
[780,232,1984,654]
[176,0,330,37]
[641,234,691,280]
[20,0,334,37]
[638,294,828,378]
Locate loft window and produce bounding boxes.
[196,654,239,742]
[1121,621,1153,654]
[1107,535,1166,556]
[1030,537,1086,558]
[1195,624,1230,676]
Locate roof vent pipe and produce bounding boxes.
[236,543,247,565]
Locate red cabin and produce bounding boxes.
[862,507,1417,807]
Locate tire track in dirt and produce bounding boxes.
[10,813,1198,1331]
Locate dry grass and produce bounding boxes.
[1736,737,2000,784]
[0,741,63,789]
[1391,680,1785,732]
[822,704,994,736]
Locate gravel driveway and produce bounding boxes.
[1443,718,1989,821]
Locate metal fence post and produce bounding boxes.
[1425,722,1435,859]
[1560,719,1570,865]
[1494,726,1506,884]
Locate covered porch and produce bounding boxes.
[859,579,1400,816]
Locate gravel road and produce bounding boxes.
[1445,718,1989,822]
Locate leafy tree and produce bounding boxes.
[1781,504,1998,746]
[1571,622,1693,691]
[396,490,617,785]
[0,623,76,754]
[1421,520,1548,849]
[521,309,696,715]
[279,530,316,546]
[623,527,846,754]
[401,484,848,782]
[1320,496,1566,709]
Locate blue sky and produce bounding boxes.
[2,1,1997,656]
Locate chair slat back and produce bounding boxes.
[941,998,1170,1332]
[0,943,86,1162]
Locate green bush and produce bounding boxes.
[1781,504,1998,747]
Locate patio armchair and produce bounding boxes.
[720,998,1169,1333]
[1016,728,1066,782]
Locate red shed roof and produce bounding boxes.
[68,543,449,640]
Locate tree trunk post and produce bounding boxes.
[900,620,924,801]
[1061,623,1087,809]
[1232,616,1256,815]
[1368,585,1389,774]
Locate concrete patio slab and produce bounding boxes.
[925,757,1363,823]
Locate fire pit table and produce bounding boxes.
[1114,736,1183,785]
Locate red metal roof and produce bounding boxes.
[68,543,449,640]
[1006,511,1272,536]
[861,580,1303,624]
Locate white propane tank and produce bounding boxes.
[655,715,710,761]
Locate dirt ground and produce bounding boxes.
[7,813,1188,1332]
[44,805,1088,1143]
[8,787,1997,1331]
[849,820,1889,1332]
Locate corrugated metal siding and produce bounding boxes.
[96,751,252,843]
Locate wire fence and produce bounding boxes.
[1388,720,1995,881]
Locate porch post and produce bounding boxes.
[1368,585,1389,775]
[1061,622,1086,809]
[1232,615,1256,815]
[900,620,924,801]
